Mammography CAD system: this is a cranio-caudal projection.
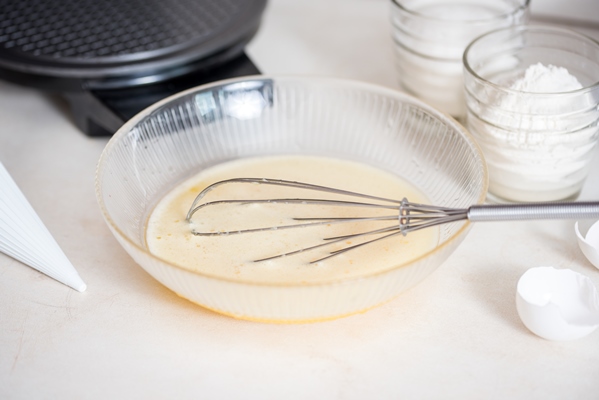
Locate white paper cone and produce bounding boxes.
[0,161,86,292]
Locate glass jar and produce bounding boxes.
[390,0,529,119]
[463,26,599,202]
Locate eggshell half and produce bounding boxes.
[516,267,599,341]
[576,220,599,269]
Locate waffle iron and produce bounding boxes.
[0,0,267,136]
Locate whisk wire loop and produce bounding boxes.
[186,178,402,221]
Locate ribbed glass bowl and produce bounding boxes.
[95,76,488,323]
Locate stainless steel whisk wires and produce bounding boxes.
[186,178,599,262]
[187,178,410,262]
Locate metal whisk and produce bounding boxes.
[186,178,599,263]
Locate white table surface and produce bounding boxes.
[2,1,599,399]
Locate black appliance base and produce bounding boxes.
[65,52,260,136]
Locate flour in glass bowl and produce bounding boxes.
[498,63,583,130]
[477,62,598,202]
[509,63,582,93]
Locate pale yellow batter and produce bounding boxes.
[146,155,439,284]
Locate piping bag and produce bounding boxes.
[0,161,86,292]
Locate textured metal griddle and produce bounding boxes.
[0,0,265,81]
[0,0,266,135]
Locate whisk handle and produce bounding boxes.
[467,201,599,222]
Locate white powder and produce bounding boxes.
[472,63,598,202]
[497,63,584,129]
[509,63,582,93]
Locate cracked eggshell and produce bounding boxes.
[575,220,599,270]
[516,267,599,341]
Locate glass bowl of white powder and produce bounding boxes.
[95,76,488,323]
[464,25,599,202]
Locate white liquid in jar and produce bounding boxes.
[393,1,526,117]
[146,155,439,284]
[417,3,503,22]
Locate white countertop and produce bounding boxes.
[2,1,599,399]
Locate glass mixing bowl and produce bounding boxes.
[95,76,488,323]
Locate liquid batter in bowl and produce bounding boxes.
[146,155,439,284]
